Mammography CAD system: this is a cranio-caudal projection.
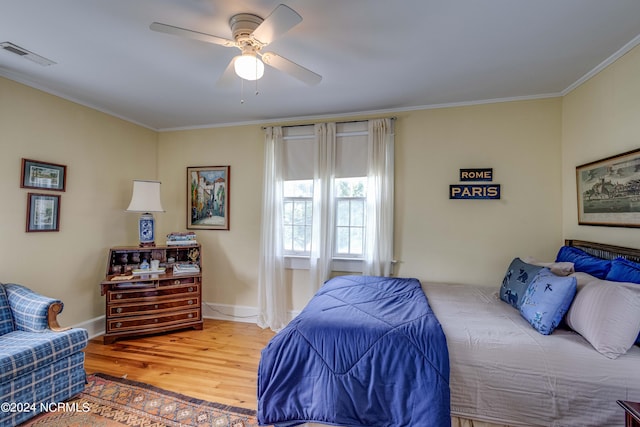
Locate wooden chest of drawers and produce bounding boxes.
[100,245,203,344]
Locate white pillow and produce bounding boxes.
[523,256,575,276]
[568,271,599,290]
[566,280,640,359]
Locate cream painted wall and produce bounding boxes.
[155,98,563,313]
[562,44,640,248]
[13,46,635,320]
[394,99,563,285]
[0,77,158,327]
[157,125,264,309]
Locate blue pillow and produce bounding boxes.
[500,258,544,309]
[555,246,611,279]
[519,270,577,335]
[606,257,640,284]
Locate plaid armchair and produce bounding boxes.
[0,283,88,426]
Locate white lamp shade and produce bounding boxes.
[234,54,265,81]
[126,180,165,213]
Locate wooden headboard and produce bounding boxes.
[565,239,640,264]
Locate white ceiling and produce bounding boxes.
[1,1,640,131]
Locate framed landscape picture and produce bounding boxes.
[576,148,640,227]
[26,193,60,232]
[187,165,230,230]
[21,158,66,191]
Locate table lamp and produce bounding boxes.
[126,180,164,247]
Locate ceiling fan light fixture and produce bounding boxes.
[234,53,264,81]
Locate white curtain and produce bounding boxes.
[309,122,336,291]
[363,118,395,276]
[257,126,287,331]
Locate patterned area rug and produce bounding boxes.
[21,373,261,427]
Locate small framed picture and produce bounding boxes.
[21,158,67,191]
[187,165,230,230]
[26,193,61,232]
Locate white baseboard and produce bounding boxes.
[75,304,301,336]
[203,302,301,324]
[73,315,105,340]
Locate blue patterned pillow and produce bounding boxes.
[606,257,640,284]
[500,258,544,309]
[555,246,611,279]
[519,270,577,335]
[0,284,16,335]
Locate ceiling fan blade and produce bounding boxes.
[262,52,322,85]
[150,22,235,47]
[251,4,302,45]
[216,57,238,88]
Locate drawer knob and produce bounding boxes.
[115,294,122,299]
[116,307,123,313]
[188,287,194,292]
[188,313,193,318]
[188,300,193,305]
[115,322,122,328]
[174,280,180,285]
[154,318,159,323]
[154,304,159,309]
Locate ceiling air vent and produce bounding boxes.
[0,42,56,66]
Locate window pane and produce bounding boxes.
[336,200,350,226]
[335,177,367,197]
[283,201,293,225]
[293,225,307,252]
[284,180,313,255]
[293,201,307,225]
[305,200,313,225]
[284,180,313,197]
[350,200,364,226]
[336,227,350,254]
[283,225,293,252]
[350,227,364,255]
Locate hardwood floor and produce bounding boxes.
[83,319,276,411]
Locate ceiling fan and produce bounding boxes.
[150,4,322,86]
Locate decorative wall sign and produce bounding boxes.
[576,148,640,227]
[450,168,501,199]
[459,168,493,181]
[450,184,501,199]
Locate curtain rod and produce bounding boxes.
[261,116,396,130]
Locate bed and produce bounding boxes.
[257,275,451,426]
[257,240,640,427]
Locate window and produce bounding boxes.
[283,180,313,254]
[335,177,366,257]
[282,122,369,262]
[259,118,394,329]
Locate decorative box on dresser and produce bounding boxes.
[100,244,203,344]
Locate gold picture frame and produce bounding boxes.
[187,165,230,230]
[576,148,640,227]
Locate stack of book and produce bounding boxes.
[173,263,200,275]
[166,232,198,246]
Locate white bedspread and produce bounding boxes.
[424,281,640,427]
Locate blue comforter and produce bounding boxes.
[257,275,450,427]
